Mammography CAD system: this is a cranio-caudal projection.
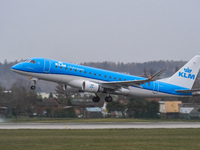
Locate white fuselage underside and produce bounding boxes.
[14,70,179,98]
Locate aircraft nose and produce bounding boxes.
[11,64,22,71]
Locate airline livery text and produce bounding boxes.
[179,67,195,80]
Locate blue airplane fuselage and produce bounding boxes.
[11,57,193,98]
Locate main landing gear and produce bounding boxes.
[105,95,112,102]
[92,95,100,102]
[30,77,37,90]
[92,94,113,103]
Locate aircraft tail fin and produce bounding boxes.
[164,55,200,89]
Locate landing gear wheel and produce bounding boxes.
[30,77,37,90]
[31,85,36,90]
[105,95,112,102]
[92,96,100,103]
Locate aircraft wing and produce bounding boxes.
[100,69,167,89]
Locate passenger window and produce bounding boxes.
[119,78,121,80]
[109,76,112,79]
[55,66,58,68]
[99,74,101,76]
[114,77,116,79]
[105,75,107,78]
[65,68,67,70]
[94,73,96,75]
[80,70,82,73]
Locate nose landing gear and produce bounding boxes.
[30,77,37,90]
[31,85,36,90]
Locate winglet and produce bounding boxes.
[148,68,167,81]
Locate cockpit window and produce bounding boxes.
[24,59,31,62]
[24,59,35,64]
[30,60,36,64]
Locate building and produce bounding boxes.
[37,92,57,99]
[159,101,182,119]
[179,103,200,119]
[85,107,102,118]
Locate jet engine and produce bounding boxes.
[82,81,103,93]
[63,85,82,95]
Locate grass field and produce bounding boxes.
[4,117,200,123]
[0,129,200,150]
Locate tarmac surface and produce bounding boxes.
[0,122,200,129]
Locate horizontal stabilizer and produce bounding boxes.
[175,89,200,93]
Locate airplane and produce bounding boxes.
[11,55,200,103]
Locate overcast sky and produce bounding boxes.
[0,1,200,63]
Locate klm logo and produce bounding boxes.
[184,67,192,73]
[90,84,94,89]
[179,67,195,80]
[55,62,66,67]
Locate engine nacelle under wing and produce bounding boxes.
[82,81,103,93]
[63,85,82,95]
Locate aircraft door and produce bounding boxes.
[153,81,159,94]
[44,59,51,73]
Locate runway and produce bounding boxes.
[1,122,200,129]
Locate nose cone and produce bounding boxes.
[11,63,22,72]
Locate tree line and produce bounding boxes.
[0,80,41,117]
[106,99,159,118]
[0,81,74,118]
